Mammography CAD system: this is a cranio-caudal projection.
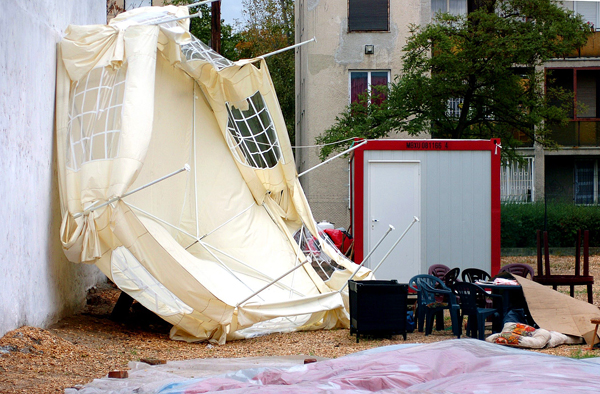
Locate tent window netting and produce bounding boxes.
[66,65,126,171]
[181,36,233,71]
[226,91,282,169]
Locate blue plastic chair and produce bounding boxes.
[452,282,503,340]
[408,274,461,337]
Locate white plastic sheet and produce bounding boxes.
[68,340,600,394]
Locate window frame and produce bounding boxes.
[574,1,600,31]
[348,70,390,105]
[348,0,390,33]
[545,67,600,122]
[574,159,599,205]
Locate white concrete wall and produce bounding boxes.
[0,0,107,337]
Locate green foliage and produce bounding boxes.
[238,0,295,142]
[501,202,600,248]
[168,1,243,61]
[168,0,296,143]
[317,0,592,161]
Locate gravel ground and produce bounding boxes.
[1,256,600,393]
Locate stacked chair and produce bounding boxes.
[451,282,503,340]
[408,275,461,337]
[499,263,534,279]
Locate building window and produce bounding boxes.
[348,0,389,32]
[431,0,467,18]
[574,1,600,31]
[575,160,597,204]
[124,0,152,10]
[547,67,600,119]
[225,91,282,169]
[350,71,389,105]
[501,158,535,203]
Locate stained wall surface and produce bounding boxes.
[295,0,431,230]
[0,0,107,337]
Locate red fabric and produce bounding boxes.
[350,73,368,103]
[371,74,388,105]
[323,229,353,254]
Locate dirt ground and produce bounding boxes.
[2,256,600,394]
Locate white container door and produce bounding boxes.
[366,160,421,282]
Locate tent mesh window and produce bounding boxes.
[293,226,346,282]
[225,92,282,169]
[66,65,127,171]
[181,36,234,71]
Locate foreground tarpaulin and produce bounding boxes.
[515,276,600,345]
[66,340,600,394]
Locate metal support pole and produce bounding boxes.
[298,140,367,178]
[371,216,420,275]
[338,224,395,293]
[236,259,311,307]
[255,37,317,61]
[74,164,190,218]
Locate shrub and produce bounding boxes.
[501,202,600,248]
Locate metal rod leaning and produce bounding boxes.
[236,259,311,307]
[338,224,395,293]
[254,37,316,61]
[73,164,190,219]
[371,216,420,275]
[298,140,367,178]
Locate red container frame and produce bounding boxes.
[350,139,502,276]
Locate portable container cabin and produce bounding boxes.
[351,139,501,282]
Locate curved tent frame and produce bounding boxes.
[55,5,372,343]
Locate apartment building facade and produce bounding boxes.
[296,1,600,227]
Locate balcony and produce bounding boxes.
[550,121,600,147]
[567,31,600,58]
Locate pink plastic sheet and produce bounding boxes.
[158,339,600,393]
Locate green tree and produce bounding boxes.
[169,1,243,61]
[237,0,295,142]
[316,0,592,160]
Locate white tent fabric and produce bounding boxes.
[55,5,371,344]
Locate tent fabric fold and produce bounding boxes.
[55,5,370,344]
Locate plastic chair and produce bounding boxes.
[499,263,534,279]
[408,275,461,337]
[443,267,461,287]
[428,264,450,280]
[452,282,503,340]
[461,268,491,283]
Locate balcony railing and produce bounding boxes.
[566,31,600,58]
[550,121,600,146]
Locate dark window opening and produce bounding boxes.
[348,0,389,32]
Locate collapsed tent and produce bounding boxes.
[55,5,371,344]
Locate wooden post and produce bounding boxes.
[575,229,581,276]
[211,0,221,54]
[543,231,551,277]
[536,230,543,276]
[584,230,590,277]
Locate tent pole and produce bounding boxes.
[236,259,311,307]
[371,216,420,276]
[186,0,220,8]
[74,164,190,218]
[255,37,317,61]
[298,140,367,178]
[126,202,299,295]
[338,224,395,293]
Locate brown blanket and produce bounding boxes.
[516,276,600,345]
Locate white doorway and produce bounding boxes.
[366,160,421,282]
